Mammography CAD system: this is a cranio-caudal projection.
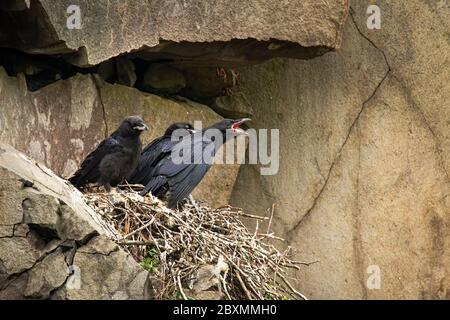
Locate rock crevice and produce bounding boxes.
[287,11,392,238]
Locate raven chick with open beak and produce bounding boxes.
[139,118,250,208]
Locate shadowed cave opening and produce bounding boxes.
[0,37,325,120]
[0,46,256,119]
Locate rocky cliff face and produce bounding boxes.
[228,1,449,299]
[0,0,347,209]
[0,143,152,299]
[0,0,448,300]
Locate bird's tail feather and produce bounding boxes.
[140,176,167,196]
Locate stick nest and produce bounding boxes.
[84,185,306,300]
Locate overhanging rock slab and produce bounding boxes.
[0,0,349,66]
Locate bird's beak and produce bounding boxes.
[134,123,149,131]
[231,118,251,135]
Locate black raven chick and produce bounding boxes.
[139,118,250,208]
[69,115,149,191]
[129,122,195,187]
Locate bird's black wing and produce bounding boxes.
[69,137,122,187]
[129,136,173,185]
[136,133,194,195]
[167,163,212,208]
[139,175,168,197]
[152,137,215,207]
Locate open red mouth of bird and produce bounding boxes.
[231,118,251,135]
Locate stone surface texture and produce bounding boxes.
[0,0,348,66]
[0,144,152,299]
[227,1,449,299]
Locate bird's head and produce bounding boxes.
[165,122,195,136]
[212,118,251,136]
[120,116,149,136]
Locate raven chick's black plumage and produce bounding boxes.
[129,122,194,187]
[69,115,148,191]
[139,118,250,208]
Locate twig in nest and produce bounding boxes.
[122,216,155,239]
[177,271,188,300]
[235,269,253,300]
